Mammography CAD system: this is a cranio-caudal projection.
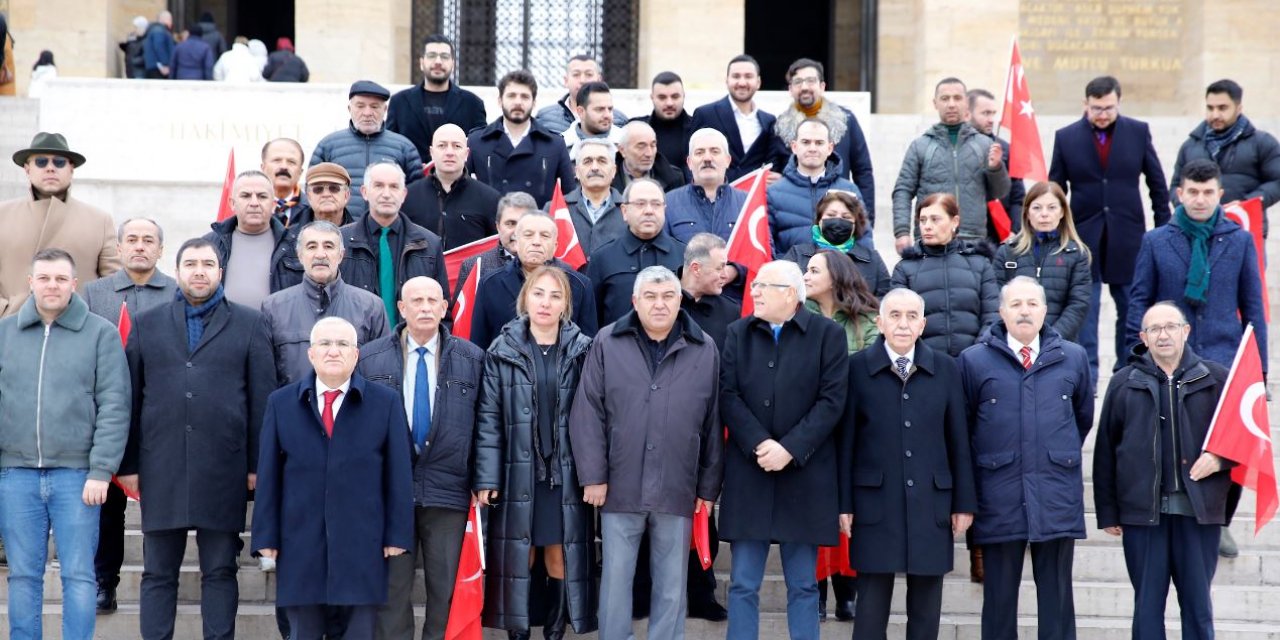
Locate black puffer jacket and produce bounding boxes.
[1171,117,1280,236]
[401,172,500,251]
[993,237,1092,341]
[356,323,484,512]
[473,319,597,633]
[891,239,999,357]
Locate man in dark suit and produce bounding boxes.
[690,55,778,184]
[1048,75,1170,385]
[252,316,414,639]
[116,237,276,640]
[386,34,487,162]
[839,288,976,640]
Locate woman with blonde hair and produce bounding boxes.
[993,181,1092,341]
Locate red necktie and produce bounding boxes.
[1020,346,1033,370]
[322,389,342,438]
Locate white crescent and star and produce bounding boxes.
[1240,382,1271,443]
[1224,204,1251,232]
[747,205,769,255]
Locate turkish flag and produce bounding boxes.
[730,163,772,192]
[444,501,485,640]
[1222,197,1269,321]
[988,200,1014,242]
[691,502,712,570]
[113,302,140,501]
[1203,324,1278,534]
[999,40,1047,182]
[215,147,237,222]
[816,533,856,581]
[549,179,587,269]
[451,256,481,341]
[725,167,773,317]
[443,235,499,288]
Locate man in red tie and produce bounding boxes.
[956,276,1093,640]
[252,317,414,640]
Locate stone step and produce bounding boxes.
[8,605,1280,640]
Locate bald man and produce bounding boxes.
[357,276,487,640]
[403,124,502,251]
[612,120,687,193]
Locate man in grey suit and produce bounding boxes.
[81,217,177,613]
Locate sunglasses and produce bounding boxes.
[309,184,346,194]
[32,157,69,169]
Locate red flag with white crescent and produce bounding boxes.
[215,147,237,222]
[443,235,499,289]
[549,179,587,269]
[1222,197,1269,321]
[451,256,481,341]
[444,501,485,640]
[729,163,772,193]
[998,39,1047,182]
[1203,324,1278,533]
[725,167,773,317]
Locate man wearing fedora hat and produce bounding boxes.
[0,132,121,318]
[310,80,424,217]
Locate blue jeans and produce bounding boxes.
[727,540,818,640]
[0,468,100,640]
[1079,280,1131,386]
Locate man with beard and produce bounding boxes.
[468,70,576,207]
[535,54,629,136]
[0,132,120,318]
[690,55,779,184]
[561,139,625,255]
[311,81,423,216]
[403,124,501,250]
[771,58,874,216]
[260,138,307,223]
[967,89,1026,242]
[388,35,487,162]
[611,120,685,193]
[632,71,693,172]
[562,82,625,159]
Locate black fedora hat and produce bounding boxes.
[12,132,87,168]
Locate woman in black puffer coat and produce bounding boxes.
[993,181,1092,341]
[891,193,999,357]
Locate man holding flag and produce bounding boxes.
[1093,302,1238,640]
[967,88,1026,242]
[357,276,486,640]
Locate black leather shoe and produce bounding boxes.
[835,599,854,621]
[507,632,531,640]
[689,600,728,622]
[96,583,118,613]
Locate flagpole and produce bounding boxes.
[995,35,1017,141]
[1203,323,1255,447]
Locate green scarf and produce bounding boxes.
[811,225,856,253]
[1173,205,1220,305]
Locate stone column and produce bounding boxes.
[295,0,412,85]
[637,0,744,91]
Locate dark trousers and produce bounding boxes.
[277,605,347,639]
[376,506,469,640]
[853,573,942,640]
[1080,280,1131,384]
[94,482,127,588]
[1121,516,1220,640]
[981,538,1076,640]
[140,528,240,640]
[818,574,855,606]
[289,605,377,640]
[633,506,721,612]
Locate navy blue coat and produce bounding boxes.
[467,258,598,351]
[957,323,1093,545]
[766,156,863,255]
[386,82,488,161]
[1048,115,1170,284]
[251,374,414,607]
[584,230,685,326]
[690,97,778,184]
[718,309,848,545]
[1124,211,1268,371]
[466,118,576,207]
[168,37,213,80]
[839,337,977,575]
[356,323,485,512]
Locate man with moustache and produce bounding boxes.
[562,139,625,255]
[403,123,501,250]
[468,70,577,207]
[359,277,485,640]
[562,82,626,158]
[632,71,693,172]
[968,89,1025,240]
[387,35,487,162]
[311,81,424,216]
[664,129,748,296]
[536,55,629,136]
[202,170,294,308]
[453,191,537,301]
[279,162,358,292]
[116,237,275,640]
[586,178,685,326]
[82,217,177,613]
[691,55,779,184]
[260,138,307,223]
[611,120,686,193]
[261,221,388,387]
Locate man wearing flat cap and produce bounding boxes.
[311,80,424,217]
[0,132,121,318]
[276,162,358,291]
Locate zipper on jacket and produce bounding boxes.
[1149,378,1160,523]
[952,146,961,207]
[35,323,51,467]
[541,159,548,195]
[1167,376,1181,492]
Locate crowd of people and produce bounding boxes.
[0,30,1275,640]
[116,10,309,83]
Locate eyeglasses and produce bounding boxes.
[625,200,665,210]
[423,52,453,61]
[789,77,821,88]
[312,339,355,350]
[309,184,346,194]
[1088,105,1118,115]
[749,281,791,292]
[32,157,69,169]
[1141,322,1185,336]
